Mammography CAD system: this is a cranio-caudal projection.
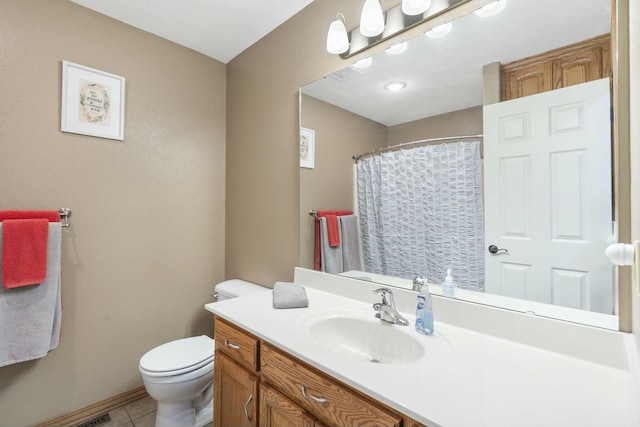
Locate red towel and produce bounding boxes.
[2,219,50,288]
[0,210,60,222]
[0,210,60,289]
[314,210,352,271]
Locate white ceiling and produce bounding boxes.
[69,0,314,63]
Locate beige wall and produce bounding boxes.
[0,1,226,425]
[387,106,483,146]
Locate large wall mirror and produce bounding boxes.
[299,0,625,330]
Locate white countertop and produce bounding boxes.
[206,287,639,427]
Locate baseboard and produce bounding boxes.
[35,386,149,427]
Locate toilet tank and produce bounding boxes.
[214,279,269,301]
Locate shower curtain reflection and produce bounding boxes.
[357,141,484,290]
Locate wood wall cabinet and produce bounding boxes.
[502,34,611,101]
[213,316,431,427]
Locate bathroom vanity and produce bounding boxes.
[213,317,421,427]
[205,269,640,427]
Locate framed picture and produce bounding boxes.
[61,60,125,140]
[300,127,315,169]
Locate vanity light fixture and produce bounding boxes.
[401,0,432,16]
[326,0,467,57]
[385,41,408,55]
[360,0,385,37]
[384,81,407,92]
[326,13,350,54]
[425,22,452,38]
[474,0,507,17]
[352,56,373,69]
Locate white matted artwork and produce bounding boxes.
[61,60,125,140]
[300,127,315,169]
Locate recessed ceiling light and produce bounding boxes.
[384,81,407,92]
[474,0,507,17]
[385,41,408,55]
[425,22,452,38]
[352,57,373,69]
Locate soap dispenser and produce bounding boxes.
[415,282,434,335]
[442,268,457,298]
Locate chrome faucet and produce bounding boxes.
[412,276,425,291]
[372,288,409,326]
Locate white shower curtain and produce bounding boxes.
[357,141,484,291]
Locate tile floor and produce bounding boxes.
[77,395,213,427]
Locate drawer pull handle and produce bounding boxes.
[224,339,240,350]
[301,385,328,405]
[244,394,253,422]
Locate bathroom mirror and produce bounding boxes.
[299,0,623,329]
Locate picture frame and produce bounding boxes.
[300,127,315,169]
[61,60,125,141]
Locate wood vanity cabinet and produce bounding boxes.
[260,383,321,427]
[213,316,428,427]
[213,318,260,427]
[260,342,402,427]
[502,34,610,101]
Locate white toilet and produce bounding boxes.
[139,279,269,427]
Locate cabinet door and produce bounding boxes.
[214,352,258,427]
[502,34,610,101]
[503,62,553,100]
[260,384,316,427]
[552,43,609,89]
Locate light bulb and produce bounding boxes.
[402,0,432,16]
[360,0,385,37]
[326,14,349,54]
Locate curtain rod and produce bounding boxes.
[352,134,484,162]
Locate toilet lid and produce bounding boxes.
[140,335,214,376]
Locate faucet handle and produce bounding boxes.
[373,288,393,305]
[412,276,424,291]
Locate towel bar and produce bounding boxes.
[58,208,71,228]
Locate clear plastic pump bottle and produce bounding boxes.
[415,282,434,335]
[442,268,457,298]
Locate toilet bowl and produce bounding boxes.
[139,279,269,427]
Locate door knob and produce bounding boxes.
[488,245,508,255]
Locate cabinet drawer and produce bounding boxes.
[261,343,402,427]
[215,317,260,372]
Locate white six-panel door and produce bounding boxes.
[483,78,613,314]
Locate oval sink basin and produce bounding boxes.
[305,310,425,364]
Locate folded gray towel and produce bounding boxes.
[273,282,309,309]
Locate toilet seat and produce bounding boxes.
[139,335,214,378]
